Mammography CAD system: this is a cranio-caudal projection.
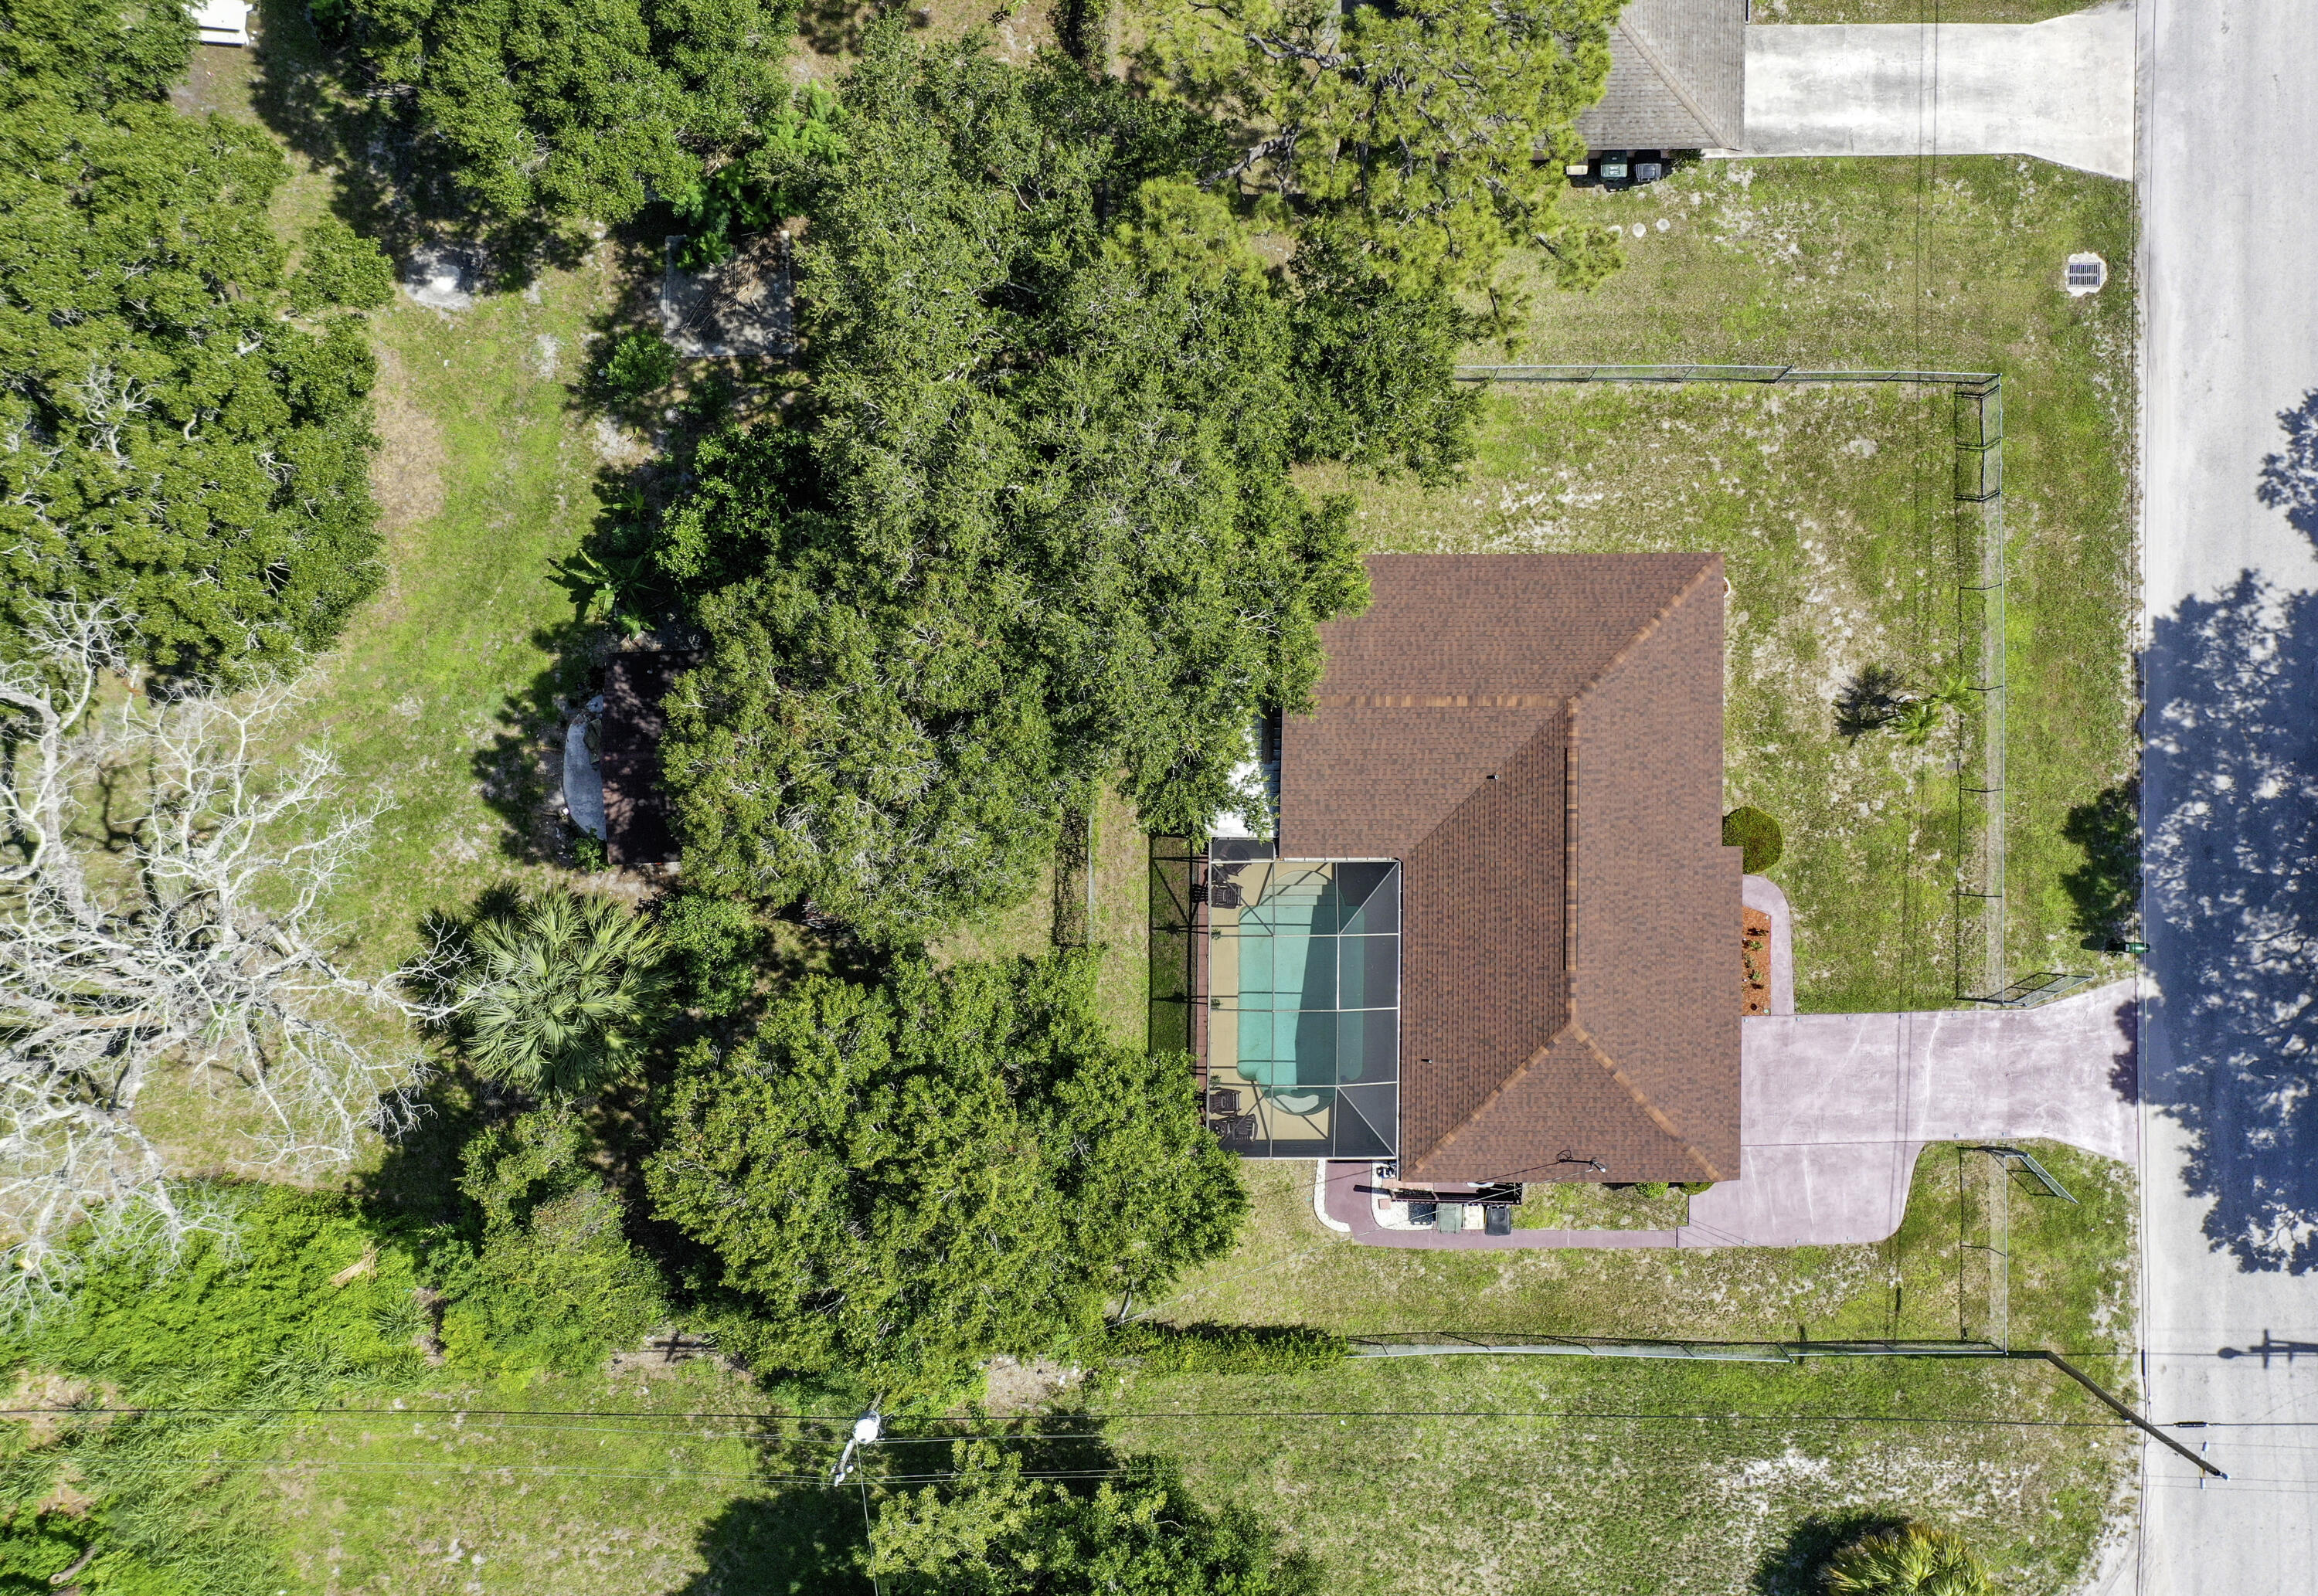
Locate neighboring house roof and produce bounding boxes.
[1279,554,1742,1186]
[188,0,252,45]
[600,652,694,867]
[1575,0,1747,151]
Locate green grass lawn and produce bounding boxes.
[239,1141,2129,1596]
[1117,1139,2136,1596]
[279,271,617,965]
[1158,1140,2131,1354]
[1314,154,2138,1010]
[1102,1351,2129,1596]
[261,1363,869,1595]
[117,34,2140,1595]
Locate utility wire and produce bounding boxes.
[7,1404,2153,1430]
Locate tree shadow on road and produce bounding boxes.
[2143,572,2318,1272]
[2255,388,2318,541]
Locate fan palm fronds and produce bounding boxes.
[1822,1522,1993,1596]
[455,891,667,1100]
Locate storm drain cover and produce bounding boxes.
[2065,253,2108,296]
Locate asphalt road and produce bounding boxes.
[2133,2,2318,1589]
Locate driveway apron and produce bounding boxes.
[1742,7,2136,178]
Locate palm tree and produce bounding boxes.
[1822,1523,1993,1596]
[454,891,667,1099]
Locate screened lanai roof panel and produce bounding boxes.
[1204,857,1402,1160]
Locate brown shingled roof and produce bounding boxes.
[1279,555,1742,1185]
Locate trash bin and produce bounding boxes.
[1483,1203,1512,1236]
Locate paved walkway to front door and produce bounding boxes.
[1323,979,2140,1250]
[1742,5,2136,179]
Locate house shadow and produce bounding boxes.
[2142,515,2318,1268]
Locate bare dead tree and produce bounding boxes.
[0,602,439,1314]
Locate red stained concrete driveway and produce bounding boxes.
[1324,978,2140,1250]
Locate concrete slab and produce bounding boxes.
[1680,980,2139,1246]
[1742,6,2136,179]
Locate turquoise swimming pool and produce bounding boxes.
[1207,857,1399,1158]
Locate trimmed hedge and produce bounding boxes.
[1722,806,1784,874]
[1104,1320,1347,1374]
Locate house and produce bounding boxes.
[1575,0,1746,155]
[188,0,253,46]
[1200,554,1742,1188]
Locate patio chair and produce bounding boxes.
[1212,1111,1259,1149]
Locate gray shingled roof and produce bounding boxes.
[1574,0,1746,151]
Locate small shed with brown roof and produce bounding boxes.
[1575,0,1747,154]
[1267,552,1742,1186]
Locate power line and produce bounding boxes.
[7,1403,2153,1431]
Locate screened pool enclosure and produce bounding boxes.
[1203,854,1400,1158]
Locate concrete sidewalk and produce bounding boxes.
[1324,980,2139,1251]
[1743,5,2136,179]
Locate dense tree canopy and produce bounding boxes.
[0,8,389,671]
[350,0,799,229]
[0,0,191,114]
[644,951,1244,1384]
[651,32,1480,939]
[867,1443,1318,1596]
[1130,0,1626,297]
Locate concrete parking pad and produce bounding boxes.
[1679,980,2137,1247]
[1742,6,2136,179]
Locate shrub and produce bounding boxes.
[18,1186,425,1387]
[287,216,395,312]
[1103,1320,1346,1374]
[600,328,679,399]
[868,1444,1322,1595]
[1822,1523,1993,1596]
[431,1110,666,1374]
[2,1185,427,1594]
[657,894,767,1017]
[1723,806,1784,874]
